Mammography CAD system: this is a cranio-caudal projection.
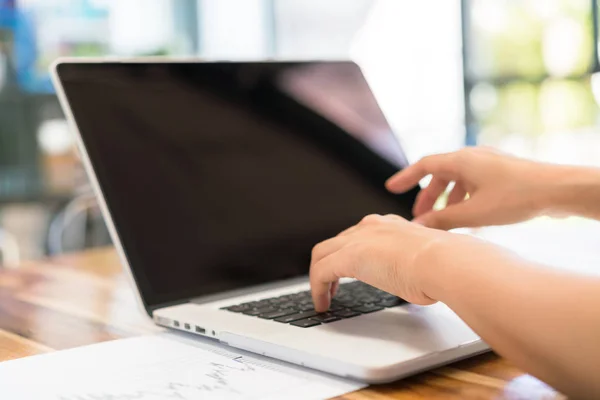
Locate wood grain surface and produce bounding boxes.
[0,248,565,399]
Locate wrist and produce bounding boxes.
[540,165,600,219]
[414,233,500,303]
[413,234,467,303]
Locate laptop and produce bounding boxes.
[51,59,488,383]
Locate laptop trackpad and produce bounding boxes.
[265,303,481,367]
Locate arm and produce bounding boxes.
[542,164,600,221]
[309,148,600,399]
[310,216,600,399]
[422,235,600,400]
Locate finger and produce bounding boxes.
[385,153,460,194]
[330,280,340,298]
[413,198,487,230]
[310,249,356,312]
[447,182,467,206]
[413,177,450,217]
[310,236,352,268]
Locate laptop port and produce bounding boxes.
[184,323,191,330]
[195,326,206,334]
[173,320,180,327]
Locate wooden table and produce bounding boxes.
[0,248,565,399]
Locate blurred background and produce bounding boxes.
[1,0,600,269]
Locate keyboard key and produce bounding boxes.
[268,297,287,304]
[274,310,319,323]
[356,296,378,303]
[333,309,361,318]
[240,301,260,308]
[242,309,263,316]
[259,309,296,319]
[378,297,405,308]
[221,304,250,313]
[255,305,277,313]
[334,300,362,308]
[224,281,397,322]
[290,318,321,328]
[311,313,341,323]
[280,306,300,314]
[353,304,384,314]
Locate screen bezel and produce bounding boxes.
[52,58,419,316]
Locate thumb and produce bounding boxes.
[413,200,486,231]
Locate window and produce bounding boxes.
[462,0,600,165]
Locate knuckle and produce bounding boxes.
[477,145,497,154]
[310,259,323,276]
[418,155,435,172]
[420,155,435,163]
[459,146,486,161]
[439,152,461,175]
[458,148,477,161]
[310,259,329,282]
[383,214,406,225]
[361,214,382,225]
[311,243,323,260]
[455,149,468,160]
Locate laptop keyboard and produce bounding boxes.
[221,281,406,328]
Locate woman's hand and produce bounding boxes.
[310,213,600,400]
[309,214,460,312]
[386,147,568,230]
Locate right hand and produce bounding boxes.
[386,147,566,230]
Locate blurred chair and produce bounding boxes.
[0,227,20,268]
[46,186,111,255]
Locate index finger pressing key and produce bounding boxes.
[309,248,355,312]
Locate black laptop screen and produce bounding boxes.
[56,61,419,310]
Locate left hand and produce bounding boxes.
[309,214,453,312]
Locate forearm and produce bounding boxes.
[543,165,600,221]
[421,236,600,399]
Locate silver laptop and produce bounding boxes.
[51,59,488,383]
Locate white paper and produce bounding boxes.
[0,333,366,400]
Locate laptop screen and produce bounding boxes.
[56,61,419,310]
